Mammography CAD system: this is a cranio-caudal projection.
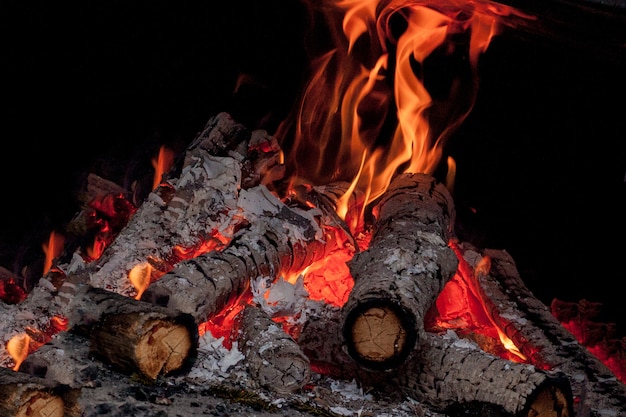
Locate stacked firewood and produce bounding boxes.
[1,112,625,417]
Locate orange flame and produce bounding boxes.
[42,230,65,275]
[152,145,176,190]
[276,0,514,218]
[6,333,31,371]
[128,262,154,300]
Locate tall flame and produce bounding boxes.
[276,0,512,218]
[152,145,176,191]
[42,230,65,275]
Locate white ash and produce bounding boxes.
[238,185,325,244]
[187,331,246,384]
[251,275,310,320]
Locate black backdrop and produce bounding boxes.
[2,0,625,334]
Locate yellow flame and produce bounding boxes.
[128,262,154,300]
[277,0,508,217]
[474,255,527,361]
[7,333,31,371]
[445,155,456,193]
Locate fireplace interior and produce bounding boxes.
[1,0,625,416]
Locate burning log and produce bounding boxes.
[298,300,574,417]
[397,332,573,417]
[341,172,458,370]
[0,112,282,368]
[461,244,626,416]
[84,112,252,298]
[64,284,198,380]
[0,366,65,417]
[0,279,197,379]
[140,182,357,325]
[235,304,310,394]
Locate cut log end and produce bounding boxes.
[343,301,417,370]
[526,381,573,417]
[0,367,66,417]
[89,310,198,381]
[14,391,64,417]
[136,320,194,380]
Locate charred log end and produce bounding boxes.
[253,351,311,395]
[342,300,417,370]
[89,312,198,381]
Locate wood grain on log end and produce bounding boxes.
[13,391,64,417]
[0,367,65,417]
[525,380,573,417]
[135,320,194,380]
[89,312,198,380]
[343,300,416,370]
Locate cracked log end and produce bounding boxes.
[135,320,194,380]
[89,312,198,381]
[0,367,65,417]
[237,304,311,394]
[343,301,417,370]
[13,392,64,417]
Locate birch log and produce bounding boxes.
[342,172,458,370]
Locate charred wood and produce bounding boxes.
[235,304,310,394]
[0,112,278,366]
[84,113,251,297]
[397,332,573,417]
[341,172,458,370]
[459,243,626,417]
[1,282,198,380]
[298,300,574,417]
[141,183,357,325]
[64,284,198,380]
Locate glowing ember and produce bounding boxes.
[4,0,596,383]
[164,0,531,362]
[84,193,137,261]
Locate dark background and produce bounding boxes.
[2,1,625,335]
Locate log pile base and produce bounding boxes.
[2,245,624,417]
